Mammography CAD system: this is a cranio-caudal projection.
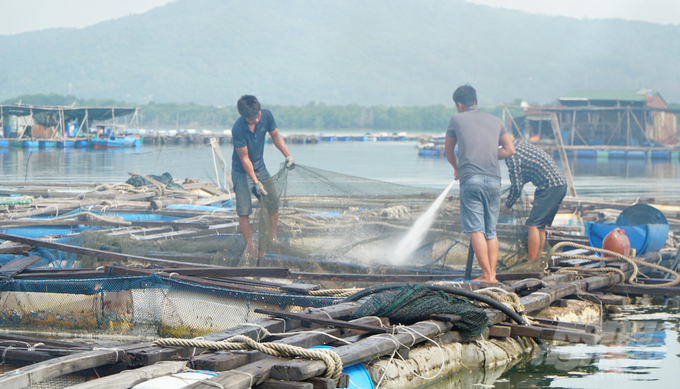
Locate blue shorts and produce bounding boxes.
[232,169,279,216]
[459,175,501,239]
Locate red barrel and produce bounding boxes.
[602,228,630,257]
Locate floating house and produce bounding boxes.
[509,90,679,147]
[0,104,139,147]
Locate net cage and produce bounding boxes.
[0,164,536,338]
[0,273,341,338]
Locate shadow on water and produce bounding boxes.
[477,302,677,389]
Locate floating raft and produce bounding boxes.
[0,239,676,389]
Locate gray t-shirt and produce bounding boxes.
[446,106,508,184]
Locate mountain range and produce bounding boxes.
[1,0,678,106]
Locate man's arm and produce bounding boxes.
[444,135,459,180]
[269,129,290,158]
[497,134,515,160]
[235,146,259,183]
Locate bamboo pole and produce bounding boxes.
[550,113,577,197]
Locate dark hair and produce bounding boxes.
[237,95,261,118]
[452,84,477,107]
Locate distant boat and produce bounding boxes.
[92,136,143,148]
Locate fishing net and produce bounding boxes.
[246,163,533,272]
[0,164,536,276]
[351,283,490,337]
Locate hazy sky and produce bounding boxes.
[0,0,678,35]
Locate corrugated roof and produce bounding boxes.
[559,90,651,102]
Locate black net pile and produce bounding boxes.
[351,284,490,337]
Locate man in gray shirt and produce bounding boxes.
[445,85,515,284]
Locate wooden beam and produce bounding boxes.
[107,267,286,294]
[111,266,290,279]
[254,308,392,334]
[186,320,453,389]
[488,325,511,338]
[287,271,542,283]
[609,284,680,297]
[255,380,313,389]
[497,323,599,344]
[529,318,598,334]
[0,233,214,268]
[0,349,123,389]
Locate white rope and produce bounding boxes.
[240,323,272,341]
[229,370,254,388]
[92,347,124,363]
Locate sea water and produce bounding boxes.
[0,141,678,199]
[389,179,457,266]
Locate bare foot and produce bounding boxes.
[247,243,259,259]
[473,276,499,284]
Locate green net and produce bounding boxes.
[351,284,490,337]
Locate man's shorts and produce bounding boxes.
[232,169,280,216]
[526,184,568,229]
[459,175,501,239]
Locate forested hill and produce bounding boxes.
[1,0,678,106]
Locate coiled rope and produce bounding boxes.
[549,241,680,287]
[152,335,343,383]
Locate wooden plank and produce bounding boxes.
[288,271,543,283]
[528,318,598,333]
[254,308,392,334]
[194,317,376,372]
[0,233,215,268]
[49,361,188,389]
[142,302,362,369]
[488,325,511,338]
[609,284,680,297]
[15,269,105,279]
[108,267,285,294]
[0,334,90,349]
[255,380,313,389]
[498,323,599,344]
[0,256,40,278]
[267,320,453,382]
[187,319,452,389]
[568,293,628,305]
[0,349,123,389]
[0,243,31,255]
[305,377,335,389]
[135,266,290,278]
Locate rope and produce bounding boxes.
[474,288,531,324]
[152,335,343,383]
[549,242,680,287]
[307,287,362,297]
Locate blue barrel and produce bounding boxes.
[3,125,10,138]
[608,150,626,159]
[651,150,671,160]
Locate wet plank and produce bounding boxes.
[0,349,123,389]
[254,308,392,334]
[0,256,40,279]
[497,323,599,344]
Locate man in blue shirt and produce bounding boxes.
[231,95,294,256]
